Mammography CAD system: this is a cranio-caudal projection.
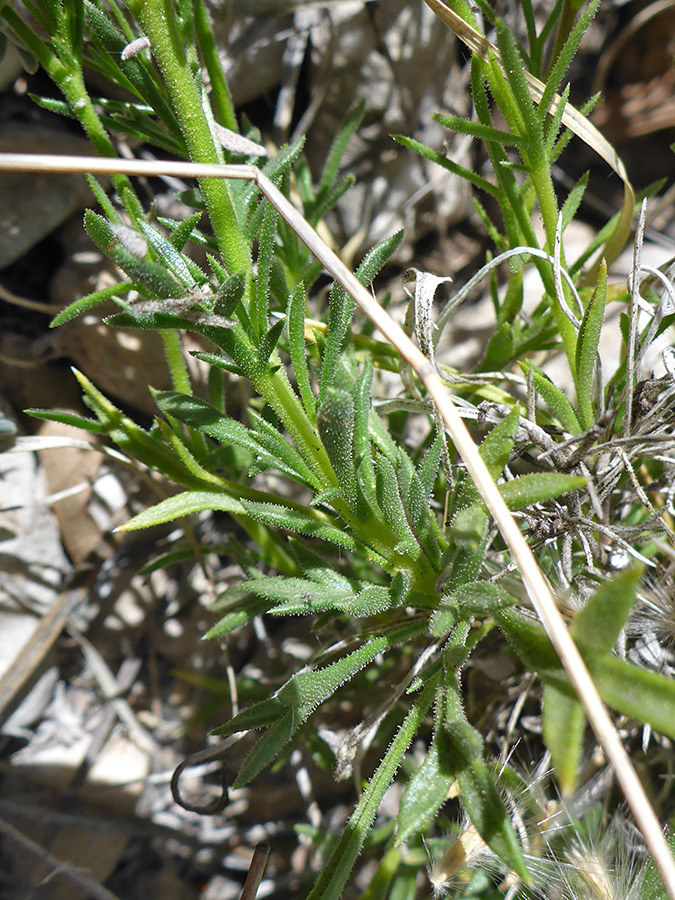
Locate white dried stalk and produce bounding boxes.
[0,152,673,899]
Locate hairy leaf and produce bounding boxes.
[570,566,642,660]
[519,360,582,434]
[575,260,607,429]
[498,472,586,510]
[240,500,357,551]
[542,683,585,795]
[118,490,244,531]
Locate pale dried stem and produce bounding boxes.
[1,152,673,898]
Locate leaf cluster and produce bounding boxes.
[7,0,675,898]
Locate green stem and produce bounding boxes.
[527,158,578,377]
[160,330,191,395]
[160,329,209,456]
[304,677,437,900]
[548,0,584,78]
[194,0,238,131]
[127,0,251,280]
[480,64,578,377]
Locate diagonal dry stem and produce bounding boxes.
[0,152,673,898]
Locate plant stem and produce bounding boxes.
[527,158,578,376]
[161,330,191,395]
[304,678,437,900]
[194,0,238,132]
[126,0,251,280]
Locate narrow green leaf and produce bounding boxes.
[162,211,203,251]
[456,753,529,882]
[582,653,675,740]
[105,308,201,333]
[249,409,320,489]
[154,391,257,450]
[270,584,390,617]
[234,710,295,787]
[29,93,75,120]
[287,538,354,588]
[50,281,133,327]
[287,282,316,420]
[449,582,517,617]
[397,736,454,845]
[542,683,585,795]
[519,360,582,434]
[352,363,381,512]
[317,387,358,507]
[73,370,205,487]
[542,79,570,154]
[211,697,285,738]
[570,566,642,660]
[257,317,285,366]
[495,19,542,164]
[156,418,223,486]
[240,499,357,551]
[560,170,588,231]
[499,472,586,510]
[346,584,393,616]
[253,201,277,335]
[265,573,350,605]
[320,230,404,404]
[86,174,120,222]
[137,219,202,287]
[416,432,443,497]
[277,623,424,713]
[479,407,519,482]
[448,505,488,554]
[213,272,247,318]
[375,453,421,558]
[393,134,498,197]
[117,490,244,531]
[428,603,459,639]
[479,321,514,372]
[397,452,440,564]
[84,210,184,299]
[193,0,237,130]
[205,596,272,637]
[538,0,602,125]
[575,260,607,429]
[432,113,528,149]
[24,409,105,434]
[310,174,355,224]
[453,409,519,512]
[318,100,364,194]
[435,677,529,881]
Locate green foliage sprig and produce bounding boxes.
[3,0,675,897]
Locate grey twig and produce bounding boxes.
[0,815,122,900]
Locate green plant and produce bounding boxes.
[2,0,675,897]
